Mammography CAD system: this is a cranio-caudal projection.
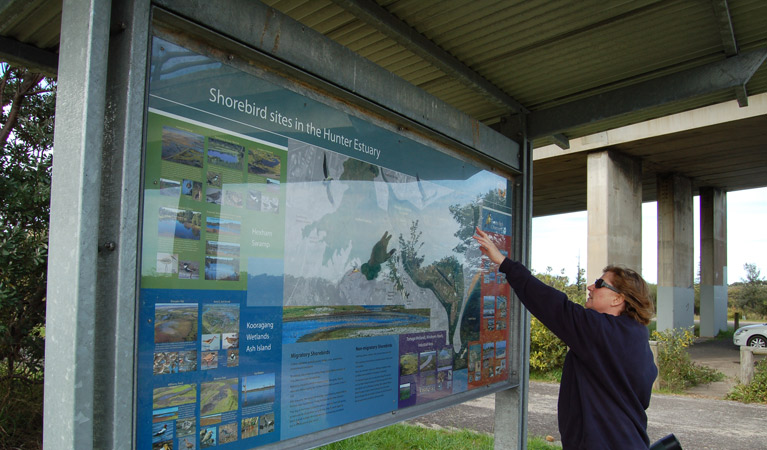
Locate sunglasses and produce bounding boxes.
[594,278,621,294]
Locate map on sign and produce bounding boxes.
[280,140,509,362]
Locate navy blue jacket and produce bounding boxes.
[499,259,656,449]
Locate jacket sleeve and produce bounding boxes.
[499,258,611,360]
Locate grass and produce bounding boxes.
[529,369,562,383]
[715,325,735,341]
[316,423,561,450]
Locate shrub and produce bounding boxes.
[727,359,767,404]
[651,327,724,392]
[0,375,44,449]
[529,316,567,375]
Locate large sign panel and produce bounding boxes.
[137,35,513,449]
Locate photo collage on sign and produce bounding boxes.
[143,112,286,450]
[468,205,512,388]
[148,119,285,289]
[396,332,453,409]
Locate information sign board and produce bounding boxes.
[137,35,513,450]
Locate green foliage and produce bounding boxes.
[743,263,763,284]
[535,267,586,305]
[449,188,507,256]
[317,423,493,450]
[529,316,567,374]
[726,359,767,404]
[398,220,425,272]
[728,263,767,319]
[651,328,724,392]
[316,423,561,450]
[529,367,562,383]
[0,375,44,449]
[527,269,584,377]
[0,63,53,449]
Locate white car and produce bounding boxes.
[733,323,767,348]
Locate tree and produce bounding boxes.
[0,62,54,448]
[0,63,53,379]
[529,269,586,377]
[743,263,763,285]
[729,263,767,318]
[574,255,585,291]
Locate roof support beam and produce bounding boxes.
[735,85,749,107]
[0,34,57,76]
[551,133,570,150]
[527,48,767,140]
[711,0,738,57]
[329,0,529,114]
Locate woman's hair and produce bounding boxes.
[603,265,654,325]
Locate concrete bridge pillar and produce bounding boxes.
[699,187,728,337]
[656,173,694,331]
[586,150,642,283]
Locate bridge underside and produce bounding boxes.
[533,97,767,218]
[534,96,765,335]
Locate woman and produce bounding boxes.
[473,227,656,449]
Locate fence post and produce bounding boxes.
[649,340,660,390]
[740,346,754,384]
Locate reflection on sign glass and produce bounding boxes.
[136,35,513,449]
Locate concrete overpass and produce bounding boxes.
[534,93,767,335]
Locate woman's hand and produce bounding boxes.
[472,227,506,265]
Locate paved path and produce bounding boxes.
[410,383,767,449]
[409,338,767,449]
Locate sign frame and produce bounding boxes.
[134,7,524,450]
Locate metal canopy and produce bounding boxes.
[3,0,767,150]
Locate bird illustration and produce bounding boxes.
[322,153,334,205]
[485,213,492,226]
[202,336,217,345]
[201,429,214,445]
[208,173,220,185]
[225,336,238,347]
[157,254,177,272]
[153,424,167,436]
[182,262,193,272]
[184,437,194,449]
[179,419,193,431]
[206,190,222,203]
[360,231,396,281]
[202,353,217,366]
[229,351,237,361]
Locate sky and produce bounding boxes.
[531,186,767,285]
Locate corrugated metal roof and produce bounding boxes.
[2,0,766,148]
[261,0,767,146]
[0,0,61,49]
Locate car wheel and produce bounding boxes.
[747,335,767,348]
